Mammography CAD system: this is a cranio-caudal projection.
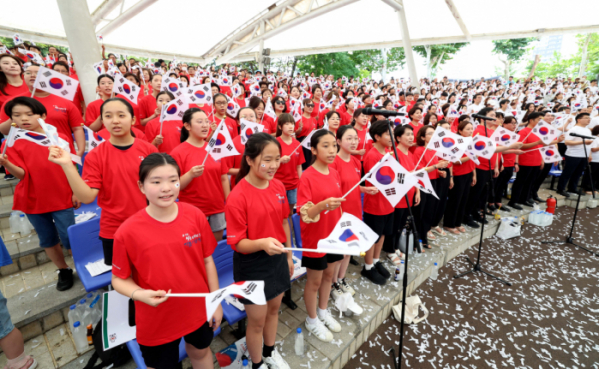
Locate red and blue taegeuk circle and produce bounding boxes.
[123,84,131,94]
[166,104,177,115]
[441,137,455,148]
[474,141,486,150]
[215,133,226,146]
[375,166,394,185]
[194,90,205,99]
[168,83,179,92]
[339,229,359,242]
[49,78,63,89]
[25,132,46,141]
[539,126,549,135]
[501,134,511,142]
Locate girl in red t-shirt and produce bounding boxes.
[430,121,453,237]
[352,108,369,162]
[171,109,230,242]
[139,74,162,128]
[0,55,28,110]
[224,107,257,189]
[444,120,476,234]
[225,133,293,369]
[144,91,183,154]
[112,153,221,369]
[310,85,323,119]
[211,93,239,139]
[49,98,158,265]
[406,105,424,153]
[297,130,345,343]
[295,99,317,170]
[329,125,377,304]
[84,75,114,131]
[249,96,275,135]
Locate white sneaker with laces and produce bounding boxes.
[318,309,342,333]
[263,348,290,369]
[339,279,355,296]
[305,317,333,342]
[331,284,343,300]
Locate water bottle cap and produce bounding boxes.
[70,305,77,310]
[401,260,404,264]
[242,359,248,365]
[74,321,80,327]
[297,327,302,333]
[434,262,438,266]
[80,299,86,304]
[19,214,24,217]
[419,239,422,242]
[87,293,93,298]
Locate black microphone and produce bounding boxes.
[472,114,496,121]
[569,132,596,140]
[363,107,405,117]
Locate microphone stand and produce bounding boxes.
[453,118,512,286]
[541,137,598,256]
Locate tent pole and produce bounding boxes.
[395,1,420,90]
[258,21,265,72]
[56,0,104,108]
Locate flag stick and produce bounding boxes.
[288,247,366,256]
[159,105,166,136]
[413,148,426,169]
[424,154,435,169]
[166,293,209,297]
[1,124,16,156]
[30,87,36,98]
[289,128,315,156]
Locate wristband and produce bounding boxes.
[131,288,144,301]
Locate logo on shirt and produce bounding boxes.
[275,194,285,204]
[139,156,145,161]
[182,233,201,248]
[53,105,67,114]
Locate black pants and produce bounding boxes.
[464,168,492,220]
[509,165,540,205]
[531,162,552,198]
[432,173,450,227]
[415,188,438,246]
[492,166,514,204]
[557,142,567,159]
[297,136,312,170]
[382,207,409,254]
[100,237,114,266]
[582,162,599,192]
[558,156,587,193]
[444,172,472,228]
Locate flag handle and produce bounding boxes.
[30,87,36,98]
[290,128,316,156]
[1,124,15,156]
[165,293,209,297]
[424,154,435,169]
[413,148,426,169]
[289,247,366,257]
[522,129,534,142]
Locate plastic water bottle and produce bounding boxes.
[72,322,89,353]
[431,262,439,280]
[398,260,405,280]
[9,212,20,234]
[18,214,32,236]
[407,233,414,255]
[88,294,102,327]
[394,267,400,281]
[398,229,407,252]
[76,299,90,325]
[67,305,80,332]
[242,359,249,369]
[295,328,304,356]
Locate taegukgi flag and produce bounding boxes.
[316,213,378,254]
[113,76,140,104]
[367,155,417,207]
[33,66,79,102]
[207,120,240,161]
[206,281,266,321]
[239,119,264,145]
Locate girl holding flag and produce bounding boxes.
[139,74,163,129]
[144,91,182,154]
[49,97,158,265]
[211,93,239,139]
[226,133,293,369]
[1,97,77,291]
[85,74,114,131]
[249,97,275,135]
[111,153,221,369]
[171,108,230,241]
[224,107,257,189]
[297,130,346,343]
[326,110,341,136]
[430,121,452,236]
[295,98,317,169]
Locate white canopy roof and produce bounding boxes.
[1,0,598,65]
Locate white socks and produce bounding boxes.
[317,308,327,318]
[306,316,319,325]
[373,258,380,265]
[365,263,374,270]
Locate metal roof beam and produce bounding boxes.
[444,0,471,40]
[90,0,123,26]
[96,0,158,37]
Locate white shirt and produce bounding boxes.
[565,125,593,158]
[467,103,484,115]
[589,116,599,130]
[591,140,599,163]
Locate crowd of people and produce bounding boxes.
[0,41,598,369]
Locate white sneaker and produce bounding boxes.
[263,348,290,369]
[347,299,363,315]
[318,309,342,333]
[339,279,355,296]
[305,317,333,342]
[331,284,343,300]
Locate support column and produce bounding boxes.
[258,39,264,72]
[396,2,420,90]
[56,0,103,107]
[381,48,388,83]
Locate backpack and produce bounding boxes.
[83,319,132,369]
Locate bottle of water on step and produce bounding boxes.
[9,212,20,234]
[72,322,89,354]
[88,293,102,328]
[67,305,80,332]
[76,299,91,327]
[431,262,439,280]
[18,214,32,236]
[398,229,407,253]
[295,327,305,356]
[242,359,249,369]
[398,260,405,280]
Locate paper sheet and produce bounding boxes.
[85,259,112,277]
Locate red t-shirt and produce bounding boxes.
[225,178,288,252]
[310,99,320,118]
[72,86,84,116]
[85,99,103,128]
[275,137,305,191]
[295,116,317,138]
[407,122,424,153]
[413,146,439,180]
[330,155,362,218]
[138,94,158,127]
[210,115,238,138]
[452,154,475,176]
[82,139,158,238]
[170,141,227,216]
[112,202,216,346]
[144,117,183,154]
[363,148,394,215]
[115,94,142,129]
[259,114,276,135]
[517,127,542,166]
[0,82,29,109]
[473,125,498,171]
[340,111,352,126]
[353,125,372,162]
[4,133,75,214]
[501,152,516,167]
[235,98,246,109]
[222,135,245,189]
[395,148,416,208]
[0,94,81,144]
[297,166,343,258]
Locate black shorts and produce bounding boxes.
[233,251,290,304]
[301,253,344,271]
[99,237,113,266]
[363,211,394,242]
[139,321,213,369]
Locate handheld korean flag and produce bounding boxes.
[468,135,496,160]
[160,97,189,122]
[249,83,261,96]
[1,125,54,155]
[38,119,81,164]
[92,61,105,75]
[289,97,301,111]
[293,106,303,123]
[33,66,79,102]
[390,115,406,126]
[225,95,240,117]
[410,169,439,199]
[318,99,327,113]
[264,98,277,120]
[300,128,321,150]
[490,126,518,147]
[447,105,460,118]
[239,119,264,145]
[206,120,240,161]
[531,121,559,145]
[113,76,140,104]
[368,156,417,208]
[185,83,212,105]
[161,76,184,97]
[13,33,23,45]
[219,75,232,87]
[316,213,378,255]
[205,281,266,321]
[19,49,45,66]
[427,126,470,160]
[539,145,563,164]
[232,84,243,98]
[0,46,10,55]
[83,126,105,152]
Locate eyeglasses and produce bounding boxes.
[215,101,227,106]
[275,101,285,105]
[306,104,315,108]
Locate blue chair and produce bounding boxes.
[291,214,302,249]
[282,215,306,310]
[67,216,111,292]
[549,162,562,190]
[127,327,221,369]
[213,240,247,338]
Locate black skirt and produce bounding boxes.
[233,251,290,304]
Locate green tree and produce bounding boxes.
[295,52,360,78]
[413,43,468,78]
[526,52,578,79]
[350,48,405,77]
[492,38,535,79]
